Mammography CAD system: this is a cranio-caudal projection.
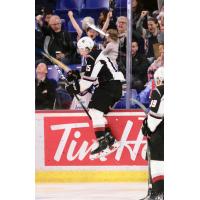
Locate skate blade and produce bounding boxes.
[90,141,121,160]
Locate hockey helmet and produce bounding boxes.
[154,67,164,86]
[77,36,94,52]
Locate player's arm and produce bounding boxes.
[101,11,112,34]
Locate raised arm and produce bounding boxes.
[35,15,44,27]
[136,11,148,37]
[101,11,112,33]
[67,11,83,38]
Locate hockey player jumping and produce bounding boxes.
[66,36,125,158]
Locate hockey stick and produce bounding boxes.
[53,64,92,120]
[130,98,152,198]
[41,51,71,73]
[86,22,109,37]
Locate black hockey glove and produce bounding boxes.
[66,70,81,82]
[141,118,153,137]
[66,80,80,96]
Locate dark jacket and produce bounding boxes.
[132,53,150,92]
[47,30,75,58]
[41,26,75,58]
[35,78,57,109]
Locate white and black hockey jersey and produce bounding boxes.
[79,53,125,93]
[147,85,164,132]
[147,85,164,160]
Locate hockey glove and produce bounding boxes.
[66,79,80,96]
[67,70,81,82]
[141,118,153,137]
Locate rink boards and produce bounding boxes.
[35,110,148,183]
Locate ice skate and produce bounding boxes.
[105,129,115,146]
[99,139,121,158]
[139,191,164,200]
[90,133,121,160]
[90,137,108,155]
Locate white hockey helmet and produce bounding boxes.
[77,36,94,52]
[154,67,164,86]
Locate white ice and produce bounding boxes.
[36,182,148,200]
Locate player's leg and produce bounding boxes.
[140,160,164,199]
[88,108,110,155]
[89,81,122,156]
[149,160,164,199]
[103,81,123,147]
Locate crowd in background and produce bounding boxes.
[35,0,164,110]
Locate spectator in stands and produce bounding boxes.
[36,7,53,27]
[99,11,116,36]
[97,9,117,30]
[131,40,150,92]
[35,7,53,61]
[47,15,75,64]
[36,14,76,64]
[35,7,53,32]
[114,16,127,74]
[132,0,143,30]
[147,43,164,81]
[136,12,164,60]
[116,16,127,56]
[117,15,146,56]
[43,7,54,26]
[35,63,57,110]
[154,43,164,66]
[116,16,145,73]
[157,10,164,33]
[68,11,99,42]
[98,9,109,29]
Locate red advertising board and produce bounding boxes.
[43,111,147,166]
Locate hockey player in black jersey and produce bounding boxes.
[140,67,164,200]
[67,36,125,158]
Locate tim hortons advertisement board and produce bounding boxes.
[37,110,147,166]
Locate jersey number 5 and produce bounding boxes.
[86,65,91,72]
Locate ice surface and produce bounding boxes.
[36,182,148,200]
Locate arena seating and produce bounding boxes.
[79,0,109,22]
[85,0,109,9]
[116,0,127,8]
[54,0,128,32]
[56,0,84,10]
